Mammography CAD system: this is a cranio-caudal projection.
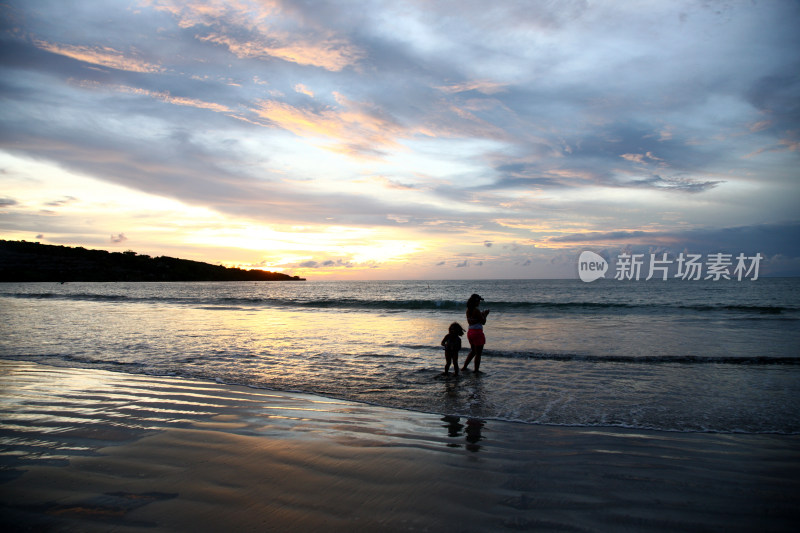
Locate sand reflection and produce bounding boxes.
[441,415,484,452]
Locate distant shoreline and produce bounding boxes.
[0,240,305,282]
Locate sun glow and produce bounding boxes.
[0,152,436,277]
[4,1,798,279]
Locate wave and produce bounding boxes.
[383,343,800,365]
[3,290,797,316]
[485,350,800,365]
[5,355,798,436]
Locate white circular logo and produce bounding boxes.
[578,251,608,282]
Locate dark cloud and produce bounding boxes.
[551,221,800,257]
[296,258,355,269]
[625,174,721,193]
[552,231,650,243]
[477,116,740,195]
[44,196,77,207]
[673,222,800,257]
[746,73,800,133]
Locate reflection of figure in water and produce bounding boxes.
[462,293,489,372]
[440,322,465,375]
[441,415,464,447]
[465,418,484,452]
[440,415,484,452]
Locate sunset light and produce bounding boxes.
[1,1,798,278]
[2,5,798,529]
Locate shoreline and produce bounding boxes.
[1,360,798,532]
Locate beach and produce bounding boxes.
[1,360,798,532]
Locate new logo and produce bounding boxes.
[578,251,608,282]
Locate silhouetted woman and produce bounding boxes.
[461,293,489,372]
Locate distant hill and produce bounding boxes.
[0,240,305,282]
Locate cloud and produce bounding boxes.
[33,40,165,73]
[746,73,800,132]
[252,95,407,157]
[547,230,652,244]
[198,32,362,71]
[44,196,78,207]
[110,233,128,243]
[294,84,314,97]
[293,258,357,270]
[780,137,800,152]
[363,175,419,191]
[150,0,364,71]
[436,80,508,95]
[543,221,800,257]
[76,81,234,113]
[1,0,799,278]
[625,174,721,193]
[621,152,664,164]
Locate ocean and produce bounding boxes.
[1,278,798,434]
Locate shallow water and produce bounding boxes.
[1,279,798,433]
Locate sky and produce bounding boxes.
[1,0,798,279]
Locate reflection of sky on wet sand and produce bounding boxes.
[2,359,797,531]
[0,360,490,472]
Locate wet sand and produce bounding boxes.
[1,360,798,532]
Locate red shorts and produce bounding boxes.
[467,328,486,346]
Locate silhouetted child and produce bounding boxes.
[441,322,465,375]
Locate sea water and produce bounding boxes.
[1,279,798,433]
